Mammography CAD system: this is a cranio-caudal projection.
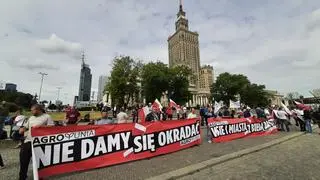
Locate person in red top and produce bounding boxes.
[166,106,173,120]
[66,107,81,125]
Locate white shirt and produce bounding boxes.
[275,110,288,120]
[24,114,54,142]
[187,113,197,119]
[117,112,128,124]
[95,118,113,125]
[14,115,26,127]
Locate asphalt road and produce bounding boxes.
[179,133,320,180]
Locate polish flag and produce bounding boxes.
[294,101,312,110]
[169,99,180,110]
[138,106,150,123]
[281,102,292,115]
[152,99,163,112]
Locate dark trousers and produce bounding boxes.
[0,153,4,167]
[298,119,306,131]
[19,142,32,180]
[279,119,290,132]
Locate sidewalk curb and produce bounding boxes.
[146,131,311,180]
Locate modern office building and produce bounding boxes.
[97,75,108,102]
[5,83,17,92]
[78,53,92,101]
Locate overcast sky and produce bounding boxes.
[0,0,320,104]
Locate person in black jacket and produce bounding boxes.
[145,108,159,122]
[303,109,312,134]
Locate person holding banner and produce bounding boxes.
[18,104,54,180]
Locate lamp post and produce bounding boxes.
[38,72,48,102]
[57,87,62,101]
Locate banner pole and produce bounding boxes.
[31,128,39,180]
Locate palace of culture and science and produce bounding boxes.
[168,1,213,107]
[100,1,214,107]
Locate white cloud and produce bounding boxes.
[36,34,82,58]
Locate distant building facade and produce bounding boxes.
[5,83,17,92]
[168,2,213,106]
[78,53,92,101]
[266,90,284,106]
[97,75,108,102]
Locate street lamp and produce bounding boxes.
[38,72,48,102]
[57,87,62,101]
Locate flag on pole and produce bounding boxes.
[169,99,180,110]
[294,101,312,110]
[152,99,163,112]
[138,106,150,123]
[229,100,241,109]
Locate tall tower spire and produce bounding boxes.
[81,51,85,66]
[175,0,188,30]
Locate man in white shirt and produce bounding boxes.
[117,108,129,124]
[19,104,54,180]
[187,108,197,119]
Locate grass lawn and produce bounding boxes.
[20,111,102,121]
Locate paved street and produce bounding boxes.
[0,125,304,180]
[179,133,320,180]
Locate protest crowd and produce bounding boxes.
[0,99,320,180]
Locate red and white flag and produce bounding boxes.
[294,101,312,110]
[152,99,163,112]
[138,106,150,123]
[169,99,180,110]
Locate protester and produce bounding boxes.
[66,106,81,125]
[117,108,129,124]
[145,107,159,122]
[276,108,290,132]
[303,108,312,134]
[113,105,117,118]
[182,107,187,119]
[187,108,197,119]
[0,101,9,139]
[93,110,113,125]
[0,153,4,169]
[19,104,54,180]
[166,106,173,120]
[12,108,26,148]
[200,106,207,126]
[205,107,216,143]
[243,107,251,118]
[132,105,139,123]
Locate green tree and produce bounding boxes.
[0,90,34,109]
[211,72,250,104]
[211,72,269,107]
[168,65,192,105]
[105,56,141,107]
[240,83,269,108]
[141,62,170,103]
[141,62,191,105]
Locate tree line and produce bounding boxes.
[105,56,271,108]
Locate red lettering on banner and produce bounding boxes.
[207,117,278,143]
[31,119,201,178]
